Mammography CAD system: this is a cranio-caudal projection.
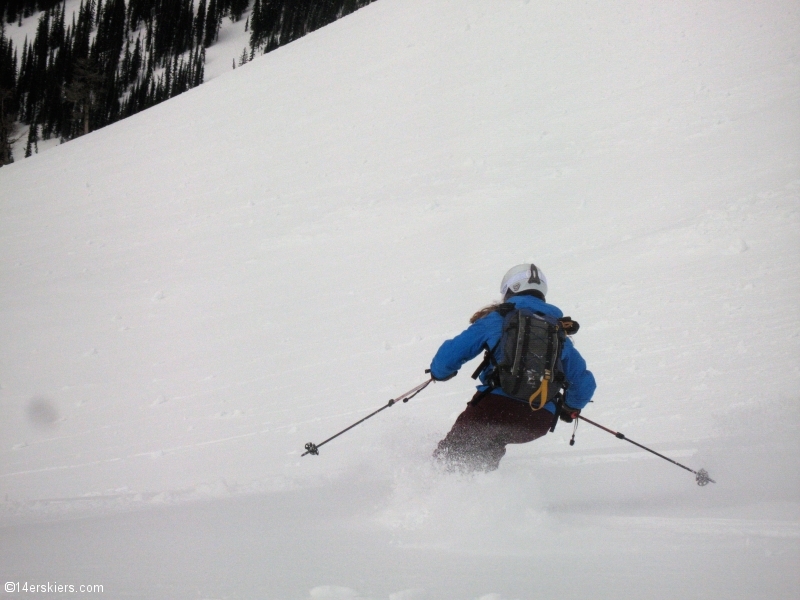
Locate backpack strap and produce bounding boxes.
[527,319,560,410]
[470,303,513,381]
[467,340,501,407]
[559,317,580,335]
[527,373,551,410]
[495,302,516,317]
[471,338,500,381]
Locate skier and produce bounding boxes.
[428,264,596,472]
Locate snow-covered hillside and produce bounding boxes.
[1,0,799,598]
[2,0,256,80]
[4,0,257,160]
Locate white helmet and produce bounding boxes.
[500,263,548,299]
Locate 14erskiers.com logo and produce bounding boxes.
[5,581,104,593]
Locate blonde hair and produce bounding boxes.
[469,302,501,323]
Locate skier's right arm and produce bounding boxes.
[429,315,498,381]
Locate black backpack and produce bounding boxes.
[472,304,579,410]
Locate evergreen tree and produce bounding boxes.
[0,25,18,148]
[128,35,141,84]
[127,0,155,32]
[229,0,247,22]
[194,0,205,47]
[72,0,94,60]
[0,87,17,166]
[247,0,261,49]
[24,118,37,156]
[64,57,102,135]
[203,0,218,47]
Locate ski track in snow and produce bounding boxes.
[1,0,799,598]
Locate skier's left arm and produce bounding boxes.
[561,338,596,410]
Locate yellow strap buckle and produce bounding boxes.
[528,370,552,411]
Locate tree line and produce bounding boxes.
[0,0,376,166]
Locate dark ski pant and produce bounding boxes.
[433,392,553,472]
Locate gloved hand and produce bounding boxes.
[559,406,580,423]
[425,369,456,382]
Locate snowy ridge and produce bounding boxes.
[1,0,799,598]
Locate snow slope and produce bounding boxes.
[1,0,799,598]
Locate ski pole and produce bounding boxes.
[577,415,715,486]
[302,378,433,457]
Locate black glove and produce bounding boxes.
[559,406,580,423]
[425,369,456,382]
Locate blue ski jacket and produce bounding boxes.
[429,295,596,414]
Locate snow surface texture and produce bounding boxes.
[1,0,799,598]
